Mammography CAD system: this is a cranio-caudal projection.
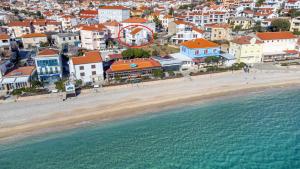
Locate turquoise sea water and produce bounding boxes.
[1,88,300,169]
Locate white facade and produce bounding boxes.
[260,38,297,55]
[69,61,104,84]
[79,24,109,50]
[171,29,204,45]
[98,7,130,23]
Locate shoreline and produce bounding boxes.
[1,78,300,143]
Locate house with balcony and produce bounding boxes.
[21,33,48,49]
[52,32,80,49]
[69,50,104,84]
[171,26,205,45]
[290,16,300,32]
[34,49,62,83]
[79,24,109,50]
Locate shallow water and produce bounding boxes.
[0,88,300,169]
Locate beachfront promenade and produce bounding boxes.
[1,66,300,140]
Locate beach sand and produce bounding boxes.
[1,68,300,142]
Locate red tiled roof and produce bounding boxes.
[8,21,31,27]
[5,66,35,77]
[181,38,219,49]
[130,28,143,35]
[256,32,296,40]
[72,51,102,65]
[108,58,161,72]
[80,10,98,15]
[99,6,129,10]
[79,24,107,31]
[232,36,263,44]
[38,49,59,56]
[123,17,148,23]
[0,34,9,40]
[21,33,47,38]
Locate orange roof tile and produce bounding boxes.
[123,17,148,23]
[72,51,102,65]
[38,49,59,56]
[108,58,161,72]
[256,32,296,40]
[103,20,122,27]
[0,34,9,40]
[181,38,219,49]
[80,10,98,15]
[21,33,47,38]
[99,6,129,10]
[5,66,35,77]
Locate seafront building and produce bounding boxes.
[106,58,162,81]
[69,51,104,84]
[0,66,36,91]
[229,36,263,64]
[256,32,299,62]
[34,49,62,83]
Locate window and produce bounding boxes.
[80,73,85,76]
[92,71,96,75]
[79,66,84,70]
[91,65,96,69]
[63,37,65,41]
[69,37,71,40]
[195,50,199,55]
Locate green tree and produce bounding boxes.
[153,69,164,78]
[271,19,290,32]
[256,0,265,7]
[121,48,150,59]
[288,9,300,18]
[152,50,159,56]
[169,7,174,16]
[253,21,263,32]
[153,16,162,29]
[205,56,220,65]
[55,80,66,91]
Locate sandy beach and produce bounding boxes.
[1,66,300,141]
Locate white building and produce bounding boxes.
[52,32,80,49]
[34,49,62,83]
[171,27,204,45]
[69,51,104,84]
[21,33,48,49]
[256,32,298,61]
[0,34,10,51]
[98,6,130,23]
[79,24,109,50]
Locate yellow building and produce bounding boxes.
[229,36,263,64]
[206,23,232,41]
[228,17,254,30]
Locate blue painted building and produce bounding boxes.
[34,49,62,83]
[180,38,220,59]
